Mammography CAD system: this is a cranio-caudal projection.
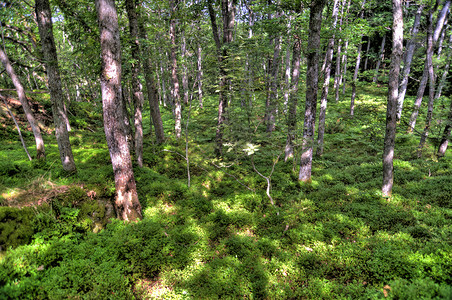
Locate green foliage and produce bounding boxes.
[0,207,35,250]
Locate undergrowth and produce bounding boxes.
[0,85,451,299]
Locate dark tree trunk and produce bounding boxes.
[95,0,142,221]
[36,0,76,172]
[437,98,452,157]
[266,32,281,133]
[284,38,302,161]
[208,0,236,156]
[298,0,326,182]
[316,0,339,157]
[125,0,144,167]
[372,33,386,83]
[138,15,165,144]
[382,0,403,197]
[0,48,46,159]
[418,9,436,156]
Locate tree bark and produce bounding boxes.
[396,4,424,121]
[0,47,46,159]
[95,0,142,221]
[266,30,281,133]
[36,0,76,173]
[316,0,339,157]
[298,0,326,182]
[382,0,403,197]
[350,0,366,116]
[181,31,189,106]
[197,28,203,108]
[208,0,236,156]
[125,0,144,167]
[284,38,302,161]
[418,9,436,156]
[437,98,452,157]
[372,33,386,83]
[170,0,182,139]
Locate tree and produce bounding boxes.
[95,0,142,221]
[298,0,326,182]
[316,0,340,157]
[407,0,450,133]
[382,0,403,197]
[170,0,182,139]
[35,0,76,173]
[125,0,144,167]
[396,3,424,121]
[0,47,46,159]
[208,0,236,156]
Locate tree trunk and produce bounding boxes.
[382,0,403,197]
[363,38,370,71]
[36,0,76,172]
[95,0,142,221]
[181,31,189,106]
[208,0,236,156]
[1,95,32,161]
[266,31,281,133]
[170,0,182,139]
[298,0,326,182]
[197,30,203,108]
[396,4,424,121]
[434,33,451,101]
[350,40,362,116]
[341,40,349,95]
[407,0,450,132]
[125,0,144,167]
[350,0,366,116]
[0,48,46,159]
[372,33,386,83]
[418,9,436,156]
[137,8,165,144]
[437,98,452,157]
[284,38,302,161]
[316,0,339,157]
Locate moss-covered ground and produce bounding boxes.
[0,84,451,299]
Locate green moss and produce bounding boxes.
[0,207,35,250]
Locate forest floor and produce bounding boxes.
[0,84,451,299]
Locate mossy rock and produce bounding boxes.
[0,207,35,250]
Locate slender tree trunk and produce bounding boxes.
[0,48,46,159]
[137,9,165,144]
[125,0,144,167]
[1,95,32,161]
[283,27,291,111]
[437,98,452,157]
[36,0,76,172]
[181,31,189,105]
[363,38,370,71]
[407,0,450,132]
[197,29,203,108]
[341,40,349,95]
[298,0,326,182]
[434,33,452,101]
[317,0,339,157]
[208,0,236,156]
[350,0,366,116]
[334,0,346,102]
[350,40,362,116]
[418,9,436,156]
[382,0,403,197]
[372,33,386,83]
[266,31,281,133]
[396,4,424,121]
[284,38,302,161]
[95,0,142,221]
[170,0,182,138]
